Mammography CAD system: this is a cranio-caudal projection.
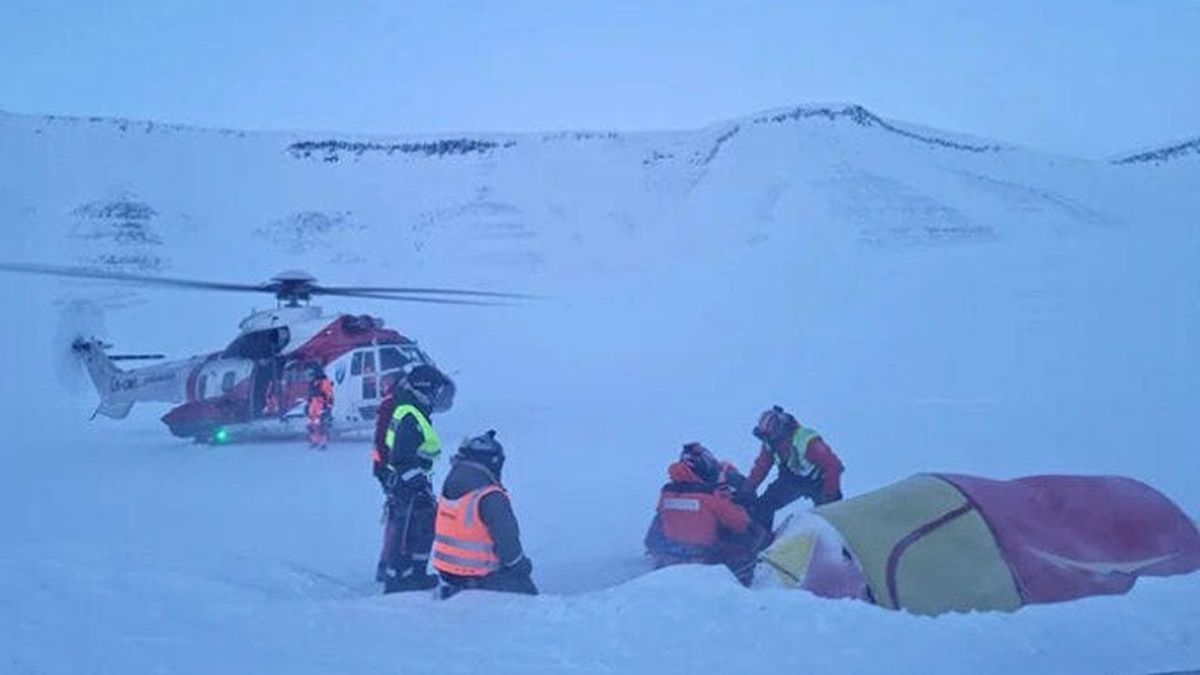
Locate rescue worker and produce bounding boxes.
[306,365,334,449]
[746,405,845,530]
[262,378,279,417]
[373,365,449,592]
[714,455,755,508]
[370,372,402,483]
[645,443,764,585]
[433,430,537,599]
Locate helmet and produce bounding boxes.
[680,442,719,483]
[753,405,796,444]
[458,429,505,473]
[401,365,447,408]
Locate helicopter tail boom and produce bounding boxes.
[72,338,190,419]
[73,338,133,419]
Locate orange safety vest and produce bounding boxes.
[432,485,507,577]
[307,397,325,420]
[307,377,333,419]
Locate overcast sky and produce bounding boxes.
[1,0,1196,157]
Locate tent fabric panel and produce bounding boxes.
[816,474,969,609]
[891,505,1023,615]
[938,474,1200,604]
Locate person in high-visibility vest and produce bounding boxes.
[433,430,536,599]
[373,365,450,593]
[746,405,845,530]
[306,366,335,449]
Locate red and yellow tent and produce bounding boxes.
[758,474,1200,615]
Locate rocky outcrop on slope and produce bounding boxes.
[69,197,167,273]
[754,104,1003,153]
[287,138,516,162]
[1113,137,1200,165]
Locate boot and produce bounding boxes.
[383,568,439,594]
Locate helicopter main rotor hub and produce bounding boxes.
[267,271,318,307]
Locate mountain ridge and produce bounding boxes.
[5,104,1196,165]
[0,103,1017,156]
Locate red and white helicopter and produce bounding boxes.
[0,263,531,443]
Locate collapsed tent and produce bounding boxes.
[755,474,1200,616]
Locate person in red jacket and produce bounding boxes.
[747,405,845,530]
[645,443,766,585]
[370,373,401,479]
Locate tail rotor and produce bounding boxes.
[53,299,107,395]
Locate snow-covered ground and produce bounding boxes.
[1,105,1198,674]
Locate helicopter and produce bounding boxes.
[0,262,532,444]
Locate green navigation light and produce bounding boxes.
[213,427,231,444]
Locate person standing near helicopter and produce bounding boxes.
[306,365,335,449]
[372,365,451,593]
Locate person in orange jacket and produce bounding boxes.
[746,405,844,529]
[645,443,766,585]
[433,430,536,599]
[306,365,334,449]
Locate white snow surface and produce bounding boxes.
[1,106,1199,674]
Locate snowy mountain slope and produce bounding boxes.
[0,103,1144,272]
[1,105,1199,674]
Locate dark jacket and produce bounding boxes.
[373,389,434,478]
[440,458,526,568]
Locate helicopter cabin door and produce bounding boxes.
[348,349,378,420]
[250,358,283,418]
[349,345,420,420]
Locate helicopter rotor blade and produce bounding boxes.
[0,262,540,305]
[318,290,515,306]
[314,285,542,300]
[0,262,267,294]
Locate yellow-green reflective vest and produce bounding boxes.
[384,404,441,462]
[778,425,821,479]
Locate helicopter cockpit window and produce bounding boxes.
[361,351,377,399]
[380,347,409,371]
[351,350,377,377]
[221,371,236,393]
[410,346,433,366]
[197,375,208,399]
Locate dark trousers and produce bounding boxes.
[751,471,840,531]
[438,569,538,599]
[379,483,438,593]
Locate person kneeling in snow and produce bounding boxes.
[645,443,767,586]
[747,406,844,530]
[433,430,538,599]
